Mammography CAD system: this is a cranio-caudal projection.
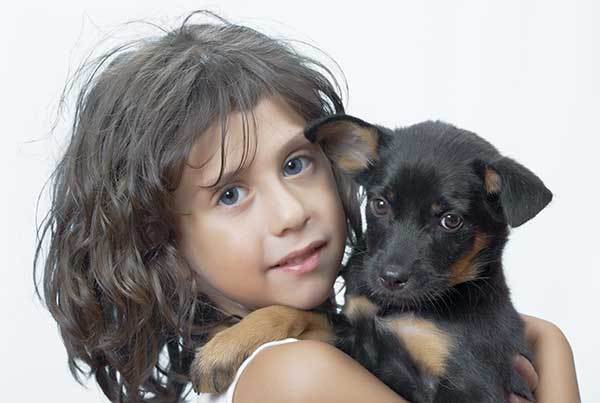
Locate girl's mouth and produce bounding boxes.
[271,241,326,274]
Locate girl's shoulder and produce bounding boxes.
[196,338,300,403]
[233,339,407,403]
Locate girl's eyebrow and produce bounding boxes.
[203,129,310,188]
[275,130,313,158]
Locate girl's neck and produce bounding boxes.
[199,282,252,317]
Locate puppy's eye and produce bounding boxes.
[440,213,463,231]
[370,198,390,216]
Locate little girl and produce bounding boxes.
[34,11,579,403]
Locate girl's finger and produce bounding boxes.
[514,354,539,393]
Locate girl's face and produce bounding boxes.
[174,97,347,316]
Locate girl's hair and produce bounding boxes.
[34,11,361,403]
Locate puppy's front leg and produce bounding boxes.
[191,305,333,394]
[334,314,432,402]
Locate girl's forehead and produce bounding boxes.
[185,96,308,187]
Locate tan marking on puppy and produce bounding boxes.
[484,168,502,194]
[191,305,333,393]
[384,189,396,204]
[314,121,379,173]
[385,314,453,377]
[450,232,489,286]
[342,295,378,321]
[206,323,229,340]
[297,310,334,343]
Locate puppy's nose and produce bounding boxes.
[378,269,410,290]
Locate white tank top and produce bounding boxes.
[195,338,300,403]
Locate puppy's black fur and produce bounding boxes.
[307,116,552,403]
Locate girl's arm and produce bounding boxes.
[234,339,408,403]
[520,314,581,403]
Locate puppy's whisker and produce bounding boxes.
[424,292,440,316]
[435,290,452,314]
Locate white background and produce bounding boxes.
[2,1,598,401]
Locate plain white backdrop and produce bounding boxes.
[2,1,598,401]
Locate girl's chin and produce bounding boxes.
[287,287,334,310]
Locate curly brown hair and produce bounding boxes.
[33,11,361,402]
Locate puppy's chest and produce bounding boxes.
[378,310,519,381]
[379,313,456,378]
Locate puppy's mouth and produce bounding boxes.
[370,288,422,311]
[371,279,414,298]
[364,272,430,309]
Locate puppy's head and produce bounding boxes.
[307,116,552,311]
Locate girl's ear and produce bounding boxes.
[473,157,553,227]
[305,114,379,175]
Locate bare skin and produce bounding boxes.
[519,314,581,403]
[234,340,409,403]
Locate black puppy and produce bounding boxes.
[305,115,551,402]
[191,116,550,402]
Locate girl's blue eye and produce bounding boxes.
[283,156,311,176]
[218,186,248,206]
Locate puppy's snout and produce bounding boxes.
[378,266,411,290]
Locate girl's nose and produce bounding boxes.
[266,183,309,236]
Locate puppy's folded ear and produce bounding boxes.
[305,114,379,175]
[475,157,553,227]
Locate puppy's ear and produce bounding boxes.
[305,114,379,175]
[475,157,553,227]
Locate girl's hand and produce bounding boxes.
[518,314,581,403]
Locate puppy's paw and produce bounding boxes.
[189,305,329,394]
[190,326,253,394]
[342,295,378,322]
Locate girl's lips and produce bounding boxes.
[271,243,325,274]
